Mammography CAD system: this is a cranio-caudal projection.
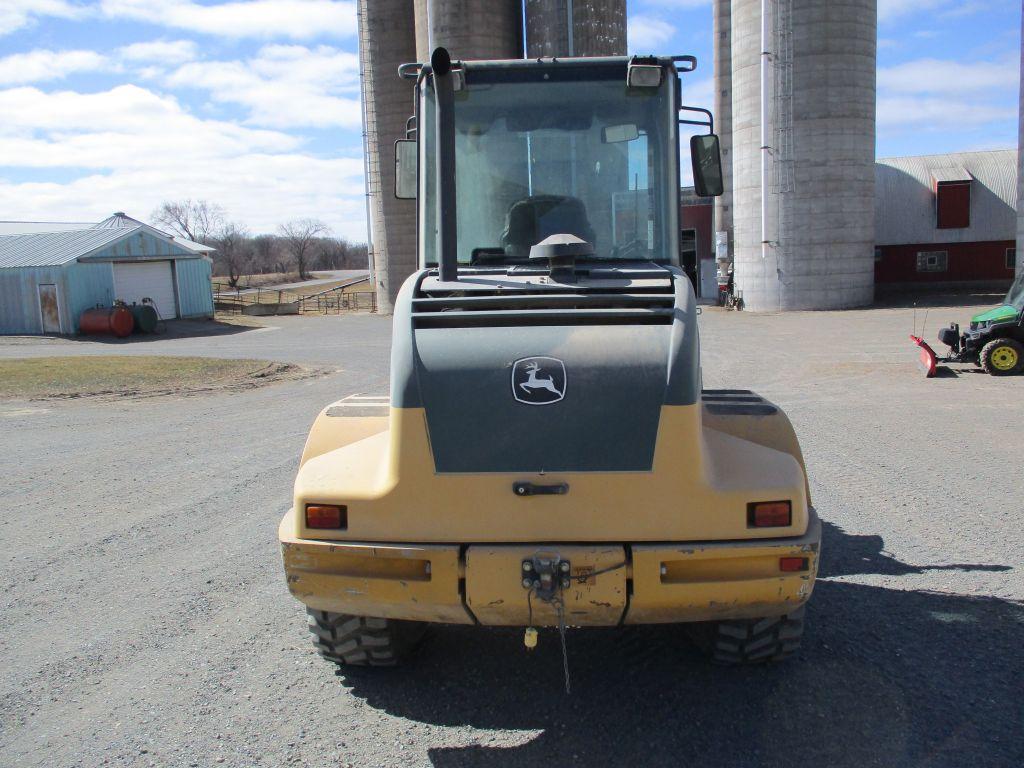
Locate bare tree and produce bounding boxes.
[214,223,251,287]
[252,235,278,274]
[151,200,225,244]
[314,237,366,270]
[278,218,329,279]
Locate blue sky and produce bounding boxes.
[0,0,1019,239]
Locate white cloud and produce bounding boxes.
[939,1,988,19]
[681,76,713,106]
[0,0,89,36]
[164,44,362,129]
[100,0,357,40]
[627,14,677,53]
[879,57,1017,95]
[878,0,949,22]
[0,40,203,88]
[877,96,1015,129]
[118,39,199,62]
[0,85,297,156]
[0,84,367,238]
[876,55,1017,135]
[0,49,112,85]
[877,0,985,23]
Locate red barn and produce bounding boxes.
[874,150,1017,288]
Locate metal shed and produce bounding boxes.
[0,214,215,335]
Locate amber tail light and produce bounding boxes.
[747,501,792,528]
[779,557,809,572]
[305,504,347,530]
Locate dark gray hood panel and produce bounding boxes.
[389,266,700,474]
[414,325,669,473]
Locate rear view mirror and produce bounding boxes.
[395,139,417,199]
[690,134,724,197]
[602,123,639,144]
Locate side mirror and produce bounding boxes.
[690,134,724,198]
[394,139,417,199]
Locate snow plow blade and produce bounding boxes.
[910,335,938,377]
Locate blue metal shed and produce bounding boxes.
[0,215,215,335]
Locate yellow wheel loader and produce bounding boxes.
[279,48,819,670]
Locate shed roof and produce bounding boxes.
[93,212,215,253]
[0,212,215,268]
[876,149,1017,246]
[0,228,133,268]
[0,221,95,235]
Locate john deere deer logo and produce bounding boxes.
[512,357,566,405]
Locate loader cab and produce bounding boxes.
[397,53,721,277]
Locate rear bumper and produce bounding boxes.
[279,508,821,626]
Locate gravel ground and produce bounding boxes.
[1,303,1021,768]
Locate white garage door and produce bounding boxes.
[113,261,178,319]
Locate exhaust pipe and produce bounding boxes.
[431,47,458,283]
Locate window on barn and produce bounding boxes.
[916,250,948,273]
[935,180,971,229]
[874,247,883,262]
[1007,248,1017,270]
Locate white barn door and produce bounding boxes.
[113,261,178,319]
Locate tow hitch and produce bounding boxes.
[521,552,573,692]
[521,553,571,599]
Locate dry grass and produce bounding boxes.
[0,355,312,401]
[211,272,301,292]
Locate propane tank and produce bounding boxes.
[130,303,158,333]
[79,306,134,338]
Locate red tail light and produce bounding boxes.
[748,501,792,528]
[305,504,347,529]
[779,557,808,572]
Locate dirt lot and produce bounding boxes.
[0,303,1021,768]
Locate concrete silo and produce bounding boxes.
[357,0,418,314]
[524,0,626,58]
[713,0,734,269]
[414,0,522,61]
[731,0,876,311]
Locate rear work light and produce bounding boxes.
[748,500,792,528]
[305,504,347,530]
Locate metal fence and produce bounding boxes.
[213,279,377,315]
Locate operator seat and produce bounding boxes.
[501,194,596,259]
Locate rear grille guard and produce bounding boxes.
[411,289,677,328]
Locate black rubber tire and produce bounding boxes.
[980,338,1024,376]
[306,609,425,667]
[690,606,805,664]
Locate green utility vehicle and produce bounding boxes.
[914,275,1024,376]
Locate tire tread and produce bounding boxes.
[980,337,1024,376]
[693,606,806,665]
[305,609,425,667]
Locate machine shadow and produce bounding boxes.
[334,521,1022,768]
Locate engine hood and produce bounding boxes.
[971,305,1019,325]
[389,266,700,474]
